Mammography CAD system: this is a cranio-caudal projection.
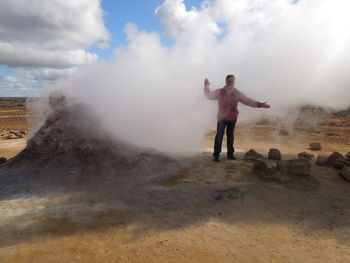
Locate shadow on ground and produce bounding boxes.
[0,154,349,249]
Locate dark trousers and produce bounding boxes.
[213,120,236,158]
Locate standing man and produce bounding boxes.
[204,75,270,162]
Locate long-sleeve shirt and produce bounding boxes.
[205,85,261,121]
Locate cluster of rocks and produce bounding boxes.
[315,151,350,181]
[245,147,350,183]
[0,129,26,140]
[244,148,312,181]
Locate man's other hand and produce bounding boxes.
[259,102,271,108]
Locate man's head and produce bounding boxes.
[225,74,235,87]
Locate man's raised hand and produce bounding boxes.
[204,78,210,91]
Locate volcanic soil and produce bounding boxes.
[0,97,349,263]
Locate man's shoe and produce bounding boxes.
[213,156,220,162]
[227,156,236,160]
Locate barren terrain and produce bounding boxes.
[0,97,349,263]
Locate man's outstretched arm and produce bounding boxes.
[203,78,219,100]
[237,90,271,108]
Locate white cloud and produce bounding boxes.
[0,67,78,97]
[155,0,221,43]
[0,0,109,68]
[0,43,98,68]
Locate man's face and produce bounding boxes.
[226,77,235,87]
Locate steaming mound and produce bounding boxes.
[3,94,170,172]
[0,94,198,207]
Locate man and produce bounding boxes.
[204,75,270,162]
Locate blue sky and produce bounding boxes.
[92,0,202,59]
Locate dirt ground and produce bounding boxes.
[0,98,350,263]
[0,98,27,131]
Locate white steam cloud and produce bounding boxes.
[43,0,350,152]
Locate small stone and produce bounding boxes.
[316,155,328,166]
[339,166,350,181]
[0,157,7,164]
[276,159,311,176]
[244,149,264,160]
[298,152,314,160]
[309,142,322,151]
[268,148,282,160]
[279,129,289,136]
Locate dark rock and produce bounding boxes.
[327,152,345,167]
[279,129,289,136]
[309,142,321,151]
[268,148,282,160]
[334,159,349,169]
[213,187,242,200]
[298,152,314,160]
[0,157,7,164]
[276,159,311,176]
[244,149,264,160]
[253,159,280,180]
[340,166,350,181]
[316,155,328,166]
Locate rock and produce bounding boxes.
[244,149,264,160]
[298,152,314,160]
[345,151,350,161]
[11,132,24,138]
[268,148,282,160]
[316,155,328,166]
[334,159,349,169]
[0,157,7,164]
[6,133,18,139]
[276,159,311,176]
[327,152,345,167]
[279,129,289,136]
[339,166,350,181]
[4,130,25,139]
[309,142,322,151]
[253,159,280,180]
[213,187,242,200]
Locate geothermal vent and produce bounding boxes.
[0,93,182,188]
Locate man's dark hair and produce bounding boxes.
[226,74,235,81]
